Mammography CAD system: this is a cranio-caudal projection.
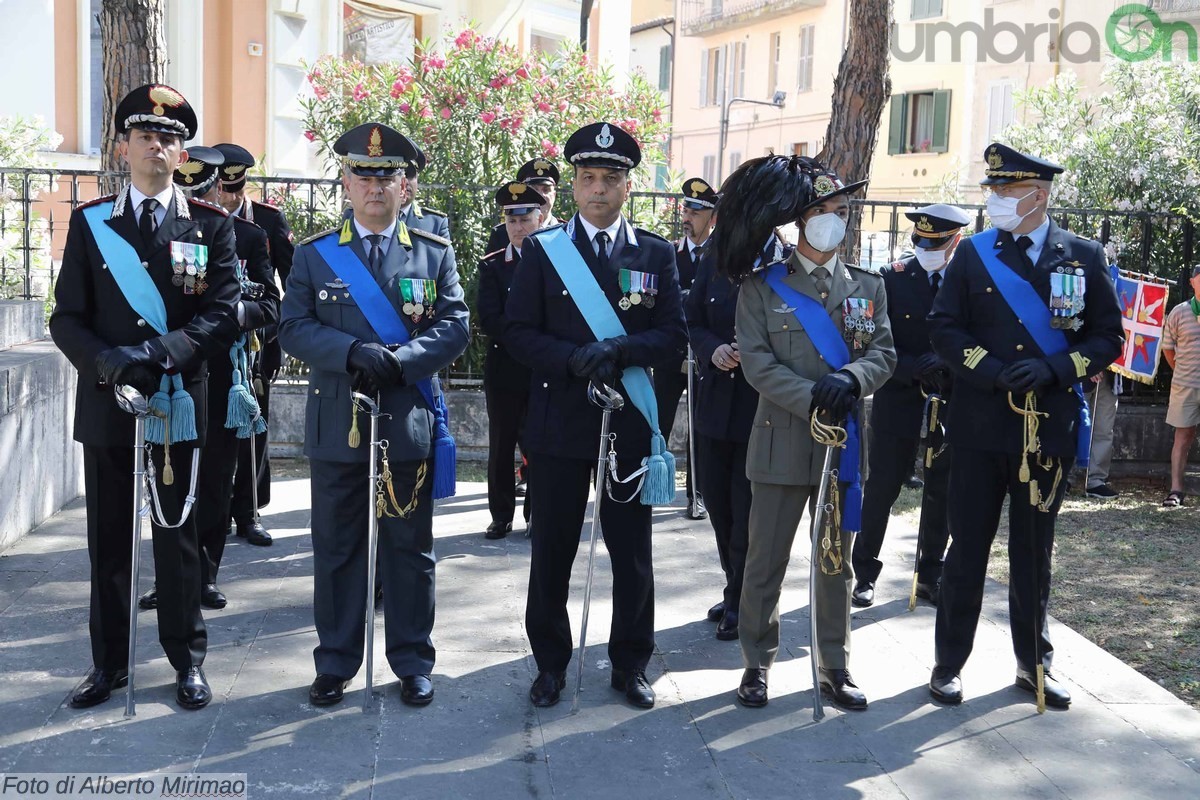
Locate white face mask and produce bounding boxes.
[986,188,1038,231]
[803,213,847,252]
[914,246,949,272]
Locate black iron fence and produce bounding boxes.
[2,167,1189,396]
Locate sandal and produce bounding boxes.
[1163,490,1185,508]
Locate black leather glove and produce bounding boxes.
[95,342,160,386]
[591,359,624,389]
[809,370,860,420]
[915,351,946,378]
[121,364,160,397]
[567,338,626,379]
[922,368,950,396]
[996,358,1054,395]
[241,281,265,300]
[347,341,404,388]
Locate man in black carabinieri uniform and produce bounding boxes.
[50,84,241,710]
[926,143,1123,709]
[486,156,562,252]
[505,122,687,710]
[279,122,469,709]
[852,203,970,609]
[477,182,545,539]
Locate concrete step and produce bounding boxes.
[0,300,46,351]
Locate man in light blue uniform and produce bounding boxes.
[279,122,469,708]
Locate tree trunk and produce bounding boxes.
[818,0,893,261]
[99,0,169,192]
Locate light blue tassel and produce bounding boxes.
[430,394,456,500]
[639,431,677,506]
[224,340,259,438]
[169,373,198,443]
[145,375,171,445]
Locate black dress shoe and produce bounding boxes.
[715,610,739,641]
[851,580,875,608]
[904,474,925,489]
[819,668,868,710]
[706,601,726,623]
[914,581,939,606]
[200,583,227,610]
[176,666,212,709]
[687,496,708,520]
[929,665,963,704]
[737,668,768,708]
[515,480,527,497]
[1015,668,1071,708]
[484,521,512,540]
[611,669,655,708]
[138,586,158,610]
[400,674,434,706]
[236,521,272,546]
[69,668,128,709]
[309,674,350,707]
[529,670,566,707]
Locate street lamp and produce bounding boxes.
[717,90,787,185]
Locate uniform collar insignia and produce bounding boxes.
[397,220,412,249]
[339,219,353,245]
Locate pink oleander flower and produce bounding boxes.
[537,101,552,113]
[390,79,408,99]
[399,102,411,113]
[426,55,446,70]
[480,110,497,124]
[313,85,329,100]
[541,139,560,158]
[477,89,490,102]
[440,107,452,120]
[352,83,368,102]
[420,106,433,119]
[307,68,322,84]
[516,66,530,80]
[454,29,477,50]
[304,130,316,142]
[489,73,507,90]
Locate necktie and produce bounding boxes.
[139,198,158,243]
[595,231,610,271]
[930,271,941,298]
[1016,234,1035,272]
[812,266,830,300]
[692,245,702,267]
[366,234,384,274]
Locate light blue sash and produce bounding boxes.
[539,227,675,505]
[970,229,1091,466]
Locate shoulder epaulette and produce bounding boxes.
[846,261,878,275]
[77,194,117,210]
[251,198,279,211]
[188,197,229,216]
[232,215,263,230]
[421,207,447,218]
[481,248,506,260]
[410,227,451,247]
[300,226,339,245]
[635,228,669,244]
[530,223,566,239]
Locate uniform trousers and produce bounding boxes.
[484,386,529,527]
[1085,372,1118,489]
[230,383,271,523]
[696,435,750,612]
[309,457,435,679]
[935,447,1071,672]
[854,430,951,585]
[740,482,854,670]
[197,417,240,585]
[525,453,654,673]
[83,443,207,672]
[655,363,696,500]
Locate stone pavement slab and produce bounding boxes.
[0,475,1197,799]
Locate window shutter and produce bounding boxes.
[659,45,671,93]
[932,89,951,153]
[887,93,908,155]
[699,49,709,106]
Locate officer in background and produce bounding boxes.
[716,156,896,711]
[851,204,970,608]
[399,145,450,239]
[486,157,562,252]
[279,123,469,708]
[477,182,544,539]
[927,143,1122,708]
[50,84,241,710]
[657,177,718,520]
[215,142,293,546]
[505,122,687,710]
[684,225,762,642]
[136,148,280,613]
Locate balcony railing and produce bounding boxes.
[679,0,826,36]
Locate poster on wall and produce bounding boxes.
[343,2,415,65]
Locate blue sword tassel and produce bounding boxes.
[145,375,171,445]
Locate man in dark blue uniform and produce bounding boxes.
[50,84,241,710]
[214,141,294,546]
[852,203,970,608]
[477,182,544,539]
[656,177,718,521]
[506,122,687,709]
[279,122,469,708]
[927,144,1123,708]
[486,157,562,252]
[399,146,450,238]
[684,227,761,641]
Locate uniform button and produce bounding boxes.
[493,343,499,349]
[137,319,146,327]
[764,420,771,426]
[331,295,337,301]
[101,263,108,270]
[141,261,149,269]
[986,287,993,293]
[782,324,789,330]
[710,297,715,303]
[1016,344,1025,351]
[905,314,911,319]
[562,290,568,296]
[314,388,320,395]
[542,382,549,388]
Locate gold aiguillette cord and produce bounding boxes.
[810,414,848,576]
